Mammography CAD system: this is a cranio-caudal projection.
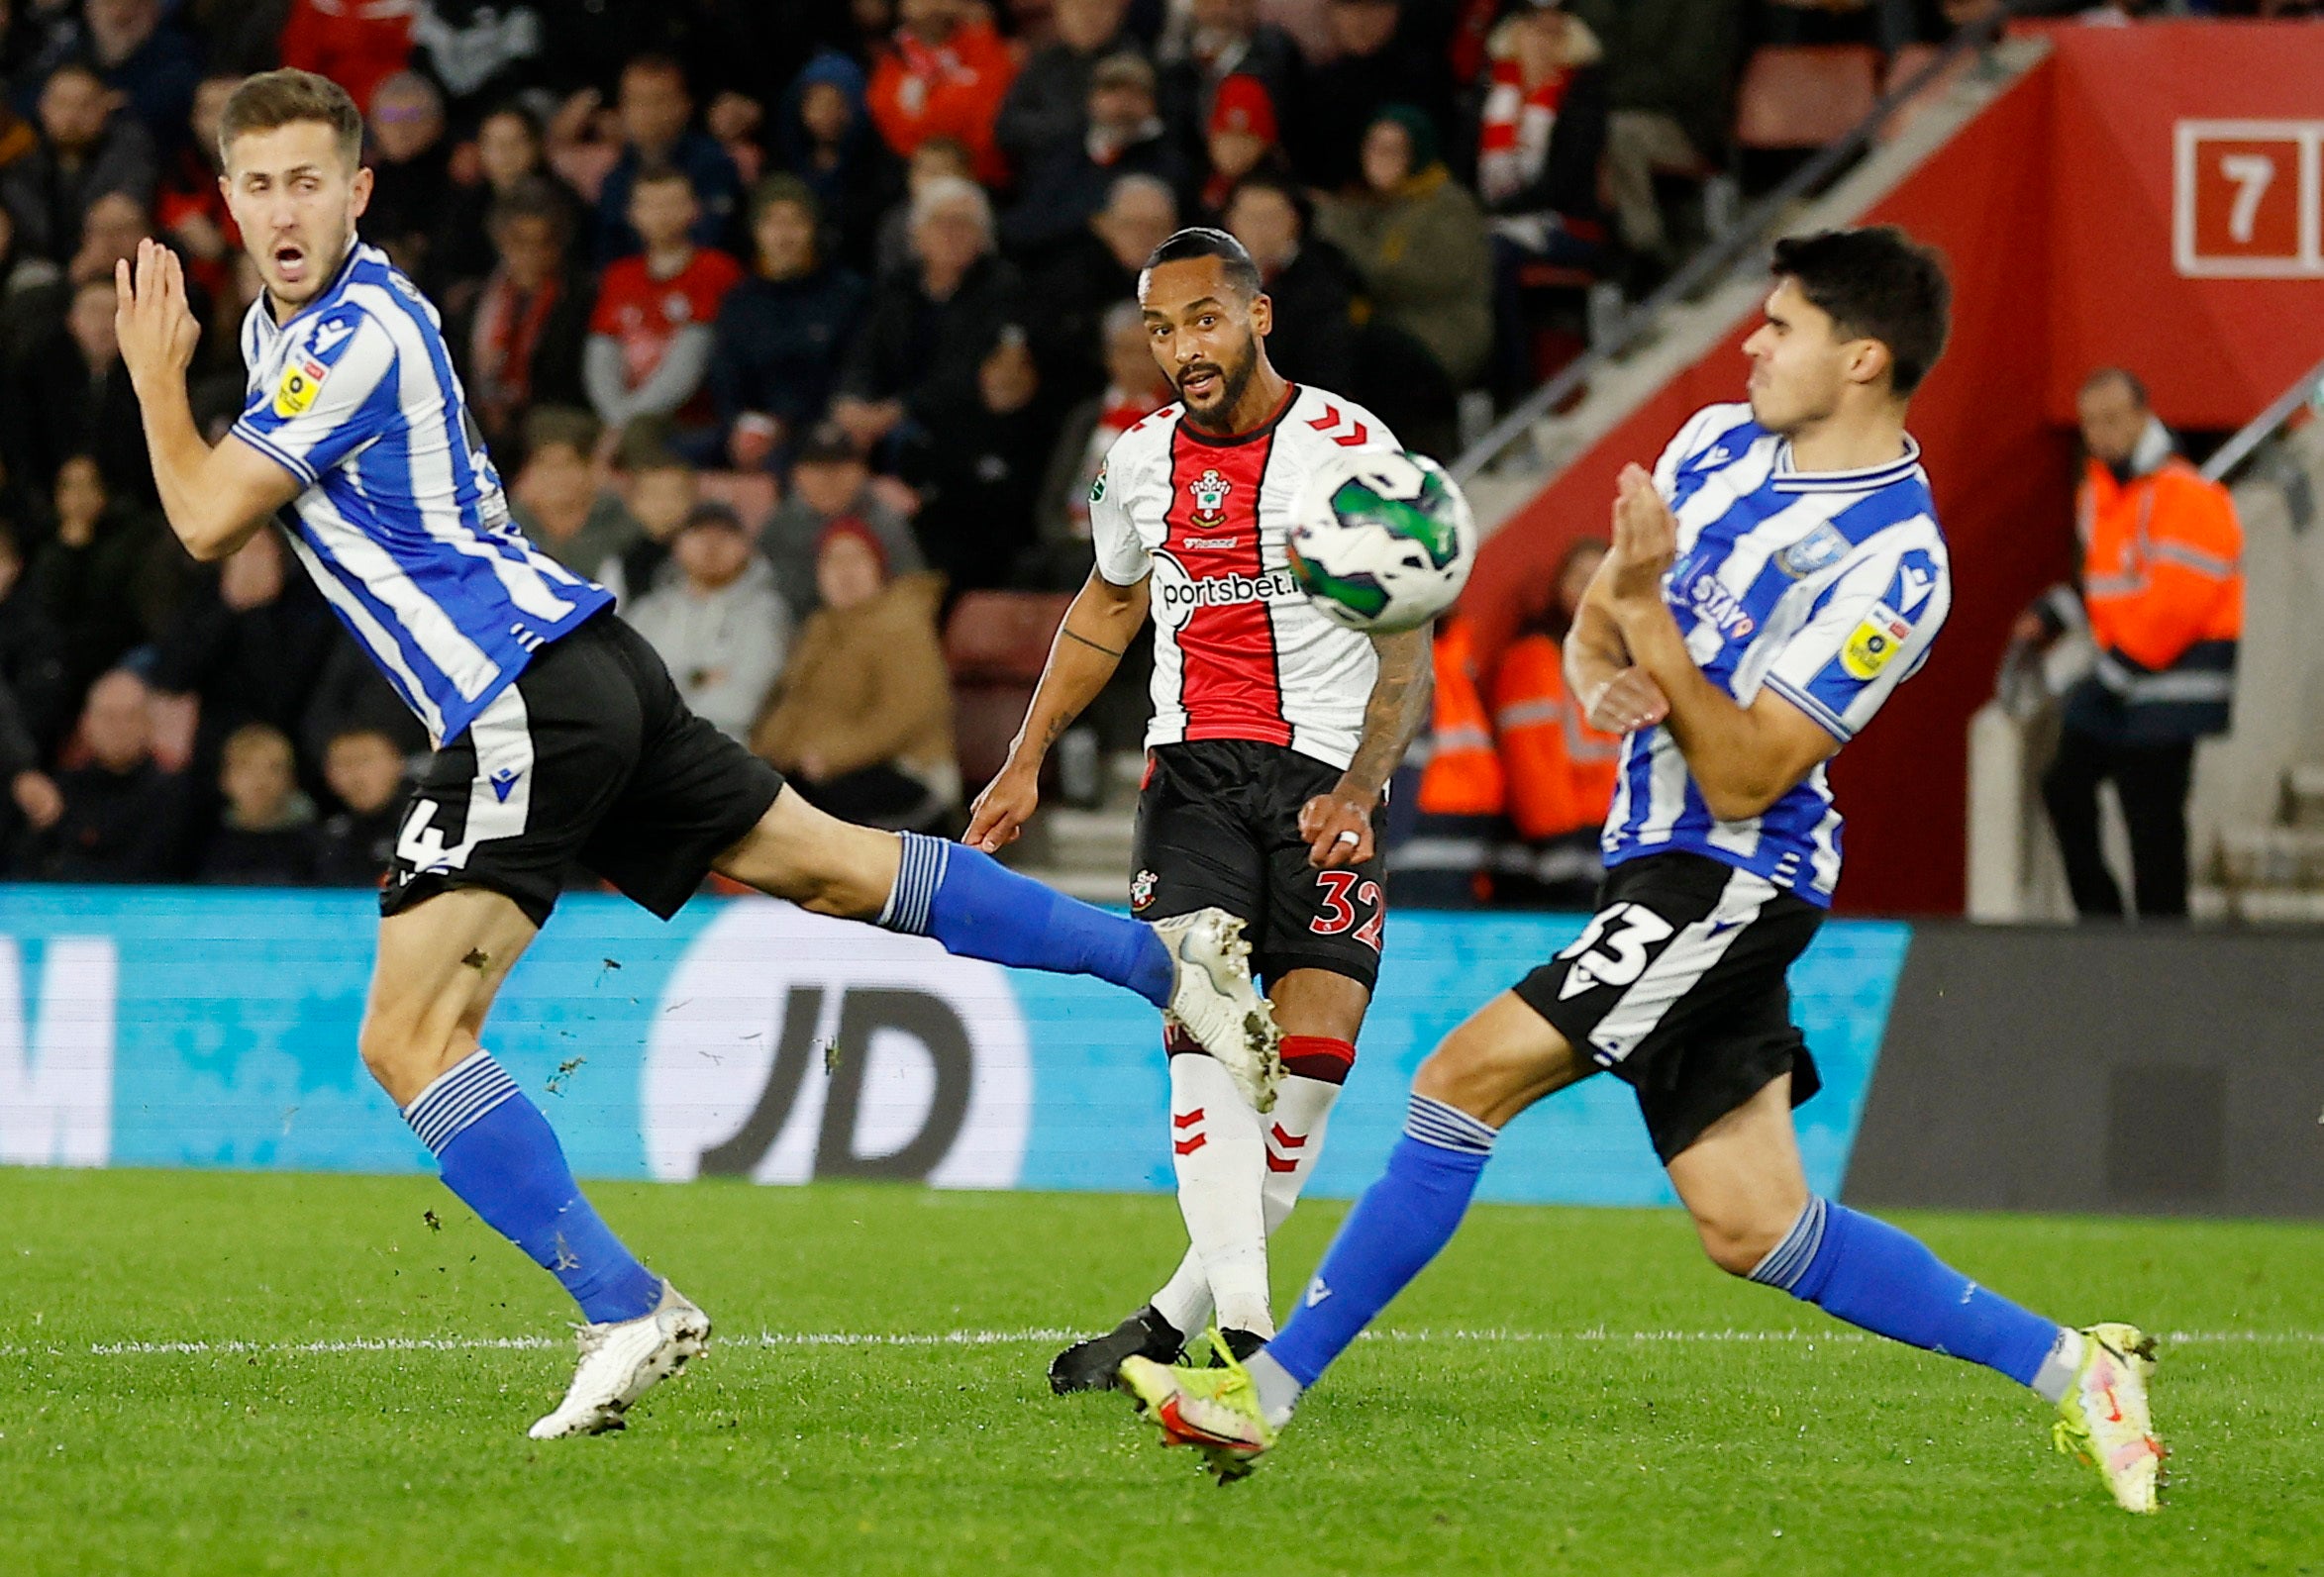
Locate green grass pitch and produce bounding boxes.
[4,1169,2320,1575]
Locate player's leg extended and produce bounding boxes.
[713,789,1279,1100]
[1666,1079,2164,1511]
[363,889,667,1328]
[1119,991,1592,1476]
[1150,968,1364,1346]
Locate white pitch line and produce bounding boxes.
[4,1328,2320,1360]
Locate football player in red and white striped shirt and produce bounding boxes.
[967,228,1435,1390]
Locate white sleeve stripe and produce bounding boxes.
[230,422,319,487]
[1763,673,1854,741]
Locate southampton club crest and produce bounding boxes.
[1129,869,1159,911]
[1187,467,1232,529]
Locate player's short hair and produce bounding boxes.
[1143,227,1262,301]
[2078,365,2150,409]
[219,69,364,172]
[1769,226,1951,397]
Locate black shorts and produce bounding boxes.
[1512,851,1824,1163]
[1129,739,1387,991]
[383,610,786,929]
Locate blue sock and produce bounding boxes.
[1753,1198,2065,1389]
[404,1051,663,1325]
[1265,1094,1496,1387]
[880,832,1172,1009]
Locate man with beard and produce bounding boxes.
[967,227,1433,1387]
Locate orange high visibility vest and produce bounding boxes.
[1490,631,1620,841]
[2078,454,2242,735]
[1416,616,1506,817]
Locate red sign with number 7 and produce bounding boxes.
[2174,120,2322,277]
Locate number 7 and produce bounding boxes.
[2220,153,2274,246]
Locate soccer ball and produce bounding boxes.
[1287,450,1475,635]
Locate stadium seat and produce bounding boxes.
[942,591,1072,683]
[942,592,1072,791]
[1734,45,1882,150]
[694,469,779,533]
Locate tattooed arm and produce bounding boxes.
[1298,623,1435,868]
[965,568,1152,851]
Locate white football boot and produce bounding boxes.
[1152,908,1283,1113]
[528,1279,711,1439]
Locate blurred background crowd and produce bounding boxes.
[0,0,2296,896]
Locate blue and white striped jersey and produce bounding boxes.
[1602,402,1952,906]
[235,242,611,744]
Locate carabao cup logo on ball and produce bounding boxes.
[642,902,1032,1188]
[1288,450,1475,634]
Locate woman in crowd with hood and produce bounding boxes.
[778,48,900,275]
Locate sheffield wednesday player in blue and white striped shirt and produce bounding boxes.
[113,69,1282,1440]
[1115,229,2168,1514]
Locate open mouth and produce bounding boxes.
[272,242,308,284]
[1179,366,1222,402]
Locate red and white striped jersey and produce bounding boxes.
[1090,384,1398,770]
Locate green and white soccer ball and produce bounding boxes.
[1286,450,1475,634]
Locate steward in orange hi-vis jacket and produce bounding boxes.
[1490,629,1622,842]
[2038,369,2243,920]
[1388,615,1506,907]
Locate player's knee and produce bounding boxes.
[1410,1028,1509,1122]
[356,1001,442,1095]
[1691,1207,1786,1279]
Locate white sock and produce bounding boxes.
[1166,1051,1272,1335]
[2031,1327,2085,1405]
[1245,1349,1304,1429]
[1150,1073,1344,1339]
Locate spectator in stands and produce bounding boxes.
[1198,73,1287,220]
[760,420,925,612]
[9,271,146,510]
[1002,52,1188,262]
[898,324,1058,590]
[1157,0,1303,174]
[1388,611,1506,907]
[2030,367,2245,921]
[601,442,700,605]
[196,722,320,887]
[1478,0,1609,394]
[774,49,887,274]
[593,54,745,262]
[584,164,746,448]
[625,501,794,742]
[447,175,592,454]
[17,666,188,883]
[751,520,958,832]
[63,0,202,154]
[997,0,1136,174]
[433,103,575,301]
[298,632,429,767]
[361,70,453,279]
[409,0,551,135]
[1223,171,1358,390]
[1492,536,1617,906]
[1318,106,1491,456]
[152,527,336,771]
[834,174,1025,458]
[156,74,239,299]
[1029,170,1176,397]
[1565,0,1739,271]
[510,408,643,580]
[3,61,156,263]
[871,135,974,280]
[312,725,411,888]
[0,670,61,848]
[711,176,871,475]
[29,453,179,709]
[865,0,1018,186]
[0,522,68,758]
[279,0,417,116]
[1032,299,1171,585]
[1295,0,1449,193]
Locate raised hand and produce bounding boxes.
[113,238,201,397]
[1606,462,1678,606]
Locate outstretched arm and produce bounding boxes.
[116,240,302,562]
[964,569,1151,851]
[1298,623,1433,868]
[1600,464,1838,821]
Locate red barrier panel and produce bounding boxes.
[1464,23,2324,915]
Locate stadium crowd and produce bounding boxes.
[0,0,2296,892]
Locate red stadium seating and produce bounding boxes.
[942,591,1072,790]
[1735,45,1882,151]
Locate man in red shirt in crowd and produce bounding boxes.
[584,164,745,447]
[868,0,1019,186]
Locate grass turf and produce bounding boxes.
[2,1169,2319,1576]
